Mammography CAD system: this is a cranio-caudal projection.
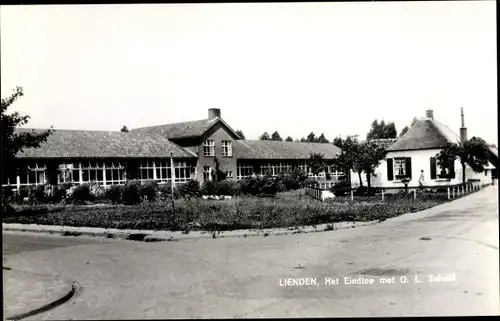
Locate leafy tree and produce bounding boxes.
[236,129,245,139]
[367,119,397,140]
[259,132,271,140]
[353,140,387,190]
[332,136,360,188]
[308,153,327,176]
[285,136,293,142]
[271,131,283,141]
[120,125,129,132]
[1,87,53,187]
[435,137,490,183]
[306,132,316,142]
[300,137,307,142]
[316,133,329,144]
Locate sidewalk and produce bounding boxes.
[3,268,75,320]
[2,220,380,242]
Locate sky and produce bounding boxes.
[1,2,497,145]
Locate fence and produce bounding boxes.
[304,185,336,202]
[305,180,493,202]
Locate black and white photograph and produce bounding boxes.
[1,1,498,319]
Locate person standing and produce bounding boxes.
[418,170,425,188]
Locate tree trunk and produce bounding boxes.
[357,170,363,187]
[462,162,466,184]
[366,172,371,191]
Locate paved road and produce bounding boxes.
[3,187,499,319]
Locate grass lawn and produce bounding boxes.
[2,189,451,232]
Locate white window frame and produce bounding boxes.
[221,141,232,157]
[104,161,126,185]
[19,163,46,186]
[204,140,215,156]
[237,164,253,180]
[203,166,212,181]
[394,157,407,179]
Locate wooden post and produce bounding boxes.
[413,189,416,200]
[170,152,175,223]
[350,189,354,201]
[452,186,455,198]
[16,175,21,191]
[381,189,384,201]
[447,187,450,200]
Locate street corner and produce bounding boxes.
[3,268,75,320]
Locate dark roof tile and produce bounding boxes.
[15,128,195,159]
[234,140,341,159]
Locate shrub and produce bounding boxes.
[140,180,158,202]
[122,180,141,205]
[214,180,240,196]
[70,184,93,204]
[279,174,301,191]
[200,181,216,196]
[89,182,106,201]
[260,175,279,196]
[157,183,181,200]
[178,179,200,198]
[25,185,47,204]
[2,186,14,202]
[302,178,318,188]
[50,185,65,204]
[106,185,122,204]
[331,180,351,197]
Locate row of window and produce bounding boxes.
[236,162,343,180]
[388,157,457,182]
[203,140,232,157]
[3,160,196,187]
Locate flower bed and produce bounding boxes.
[3,193,447,232]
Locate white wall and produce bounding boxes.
[350,148,493,188]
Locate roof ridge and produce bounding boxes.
[131,118,210,130]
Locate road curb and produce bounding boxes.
[5,278,75,321]
[2,220,381,242]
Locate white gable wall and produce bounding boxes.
[350,148,493,188]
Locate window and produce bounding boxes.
[387,157,412,181]
[237,163,253,179]
[104,161,125,185]
[140,160,155,181]
[225,170,233,179]
[204,140,215,156]
[430,157,455,180]
[58,163,79,184]
[154,160,171,183]
[175,160,195,183]
[394,158,407,178]
[221,141,232,157]
[260,163,274,176]
[203,166,212,181]
[81,161,105,184]
[23,163,46,186]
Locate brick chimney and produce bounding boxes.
[460,107,467,143]
[426,109,434,120]
[208,108,221,120]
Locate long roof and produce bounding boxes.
[387,118,460,152]
[14,128,196,159]
[234,140,341,159]
[131,118,216,139]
